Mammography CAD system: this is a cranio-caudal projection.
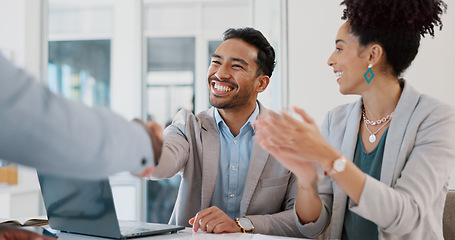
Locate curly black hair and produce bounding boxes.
[223,27,276,78]
[340,0,447,77]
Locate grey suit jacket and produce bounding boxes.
[296,81,455,240]
[0,53,154,178]
[150,103,304,237]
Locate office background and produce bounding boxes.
[1,0,454,224]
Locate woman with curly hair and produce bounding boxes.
[254,0,455,239]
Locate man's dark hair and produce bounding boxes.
[223,27,276,78]
[341,0,447,77]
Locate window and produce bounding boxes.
[146,37,195,126]
[48,40,111,107]
[47,0,115,107]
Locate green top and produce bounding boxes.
[342,128,389,240]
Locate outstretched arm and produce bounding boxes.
[0,54,156,179]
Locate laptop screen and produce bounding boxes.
[38,173,123,238]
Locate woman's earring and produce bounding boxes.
[364,64,374,84]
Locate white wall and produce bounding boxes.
[0,0,26,67]
[110,0,143,121]
[0,0,43,218]
[287,0,455,188]
[405,3,455,105]
[288,1,355,123]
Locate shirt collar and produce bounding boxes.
[214,102,260,134]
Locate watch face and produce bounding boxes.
[334,158,346,171]
[238,218,253,229]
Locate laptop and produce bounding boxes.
[37,173,185,239]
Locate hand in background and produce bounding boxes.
[133,119,164,178]
[189,206,241,234]
[0,226,56,240]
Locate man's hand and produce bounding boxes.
[144,120,163,165]
[188,206,241,234]
[133,119,163,177]
[0,225,56,240]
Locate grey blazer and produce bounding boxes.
[150,102,304,237]
[0,53,154,178]
[296,81,455,240]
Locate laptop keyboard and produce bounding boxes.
[120,226,152,235]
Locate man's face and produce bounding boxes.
[207,38,264,109]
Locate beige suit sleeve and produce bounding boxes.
[149,109,194,180]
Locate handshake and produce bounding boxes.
[132,119,164,178]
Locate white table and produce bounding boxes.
[54,227,308,240]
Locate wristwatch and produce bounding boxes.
[327,156,347,176]
[235,217,254,233]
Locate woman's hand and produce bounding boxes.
[255,106,340,180]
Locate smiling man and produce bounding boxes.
[147,27,303,237]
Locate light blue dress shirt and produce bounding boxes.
[210,103,259,219]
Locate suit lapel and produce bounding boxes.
[240,102,269,216]
[381,82,419,187]
[200,108,221,209]
[334,99,362,225]
[341,99,362,162]
[240,142,269,216]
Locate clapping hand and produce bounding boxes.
[254,106,339,184]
